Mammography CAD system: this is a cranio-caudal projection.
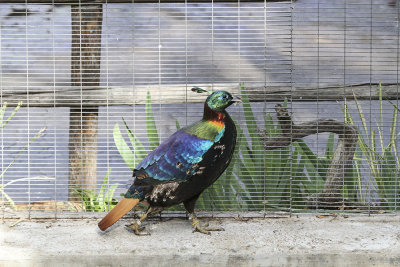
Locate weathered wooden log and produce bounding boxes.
[68,4,103,201]
[259,104,358,209]
[1,83,399,107]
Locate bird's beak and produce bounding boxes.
[231,95,242,106]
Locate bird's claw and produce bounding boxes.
[126,221,151,236]
[192,220,224,235]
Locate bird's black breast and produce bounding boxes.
[146,112,237,207]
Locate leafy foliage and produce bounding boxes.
[205,84,330,211]
[73,169,119,212]
[113,85,400,212]
[340,83,400,209]
[112,88,333,211]
[0,102,48,210]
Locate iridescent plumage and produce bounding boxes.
[99,90,239,234]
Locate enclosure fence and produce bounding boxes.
[0,0,399,219]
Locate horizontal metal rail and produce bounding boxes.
[0,0,289,4]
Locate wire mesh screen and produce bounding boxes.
[0,0,399,219]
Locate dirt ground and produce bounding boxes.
[1,214,400,266]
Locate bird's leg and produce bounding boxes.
[189,212,224,235]
[126,207,153,236]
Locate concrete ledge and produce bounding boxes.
[1,215,400,266]
[4,254,400,267]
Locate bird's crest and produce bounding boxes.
[191,87,210,94]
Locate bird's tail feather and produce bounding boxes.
[98,198,140,231]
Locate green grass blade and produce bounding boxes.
[353,91,369,140]
[195,196,206,210]
[290,151,308,209]
[382,148,397,178]
[122,118,147,163]
[325,133,335,160]
[0,101,22,130]
[233,118,255,172]
[389,101,399,167]
[210,181,226,211]
[219,152,238,209]
[292,141,325,191]
[264,148,291,197]
[0,185,16,209]
[240,84,263,154]
[146,91,159,150]
[229,183,246,210]
[388,99,400,113]
[354,148,364,203]
[0,102,6,125]
[236,156,262,209]
[339,98,354,125]
[343,144,362,203]
[379,148,398,205]
[295,139,327,180]
[282,97,288,108]
[73,188,94,212]
[0,127,46,179]
[230,150,257,209]
[264,113,277,137]
[105,184,119,205]
[96,168,111,206]
[379,82,383,147]
[113,123,136,170]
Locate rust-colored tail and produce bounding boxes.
[98,198,140,231]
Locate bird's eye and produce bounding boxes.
[222,94,228,99]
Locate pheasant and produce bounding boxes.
[98,89,240,235]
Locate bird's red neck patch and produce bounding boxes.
[203,104,226,128]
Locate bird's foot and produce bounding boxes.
[125,220,150,236]
[192,219,224,235]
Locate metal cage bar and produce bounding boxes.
[0,0,399,219]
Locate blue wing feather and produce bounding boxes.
[135,129,214,181]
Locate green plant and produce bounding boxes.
[340,83,400,209]
[0,102,48,210]
[0,102,22,130]
[113,92,157,171]
[73,169,119,212]
[113,88,335,212]
[223,84,331,211]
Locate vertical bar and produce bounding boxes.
[0,14,3,219]
[289,0,293,216]
[343,0,347,214]
[316,0,320,213]
[25,0,31,217]
[396,0,400,212]
[104,0,109,212]
[211,0,214,91]
[263,0,267,215]
[68,4,103,201]
[51,0,57,217]
[132,0,136,170]
[368,0,372,215]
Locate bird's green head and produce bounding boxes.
[205,90,240,111]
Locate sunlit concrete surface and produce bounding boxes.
[1,215,400,266]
